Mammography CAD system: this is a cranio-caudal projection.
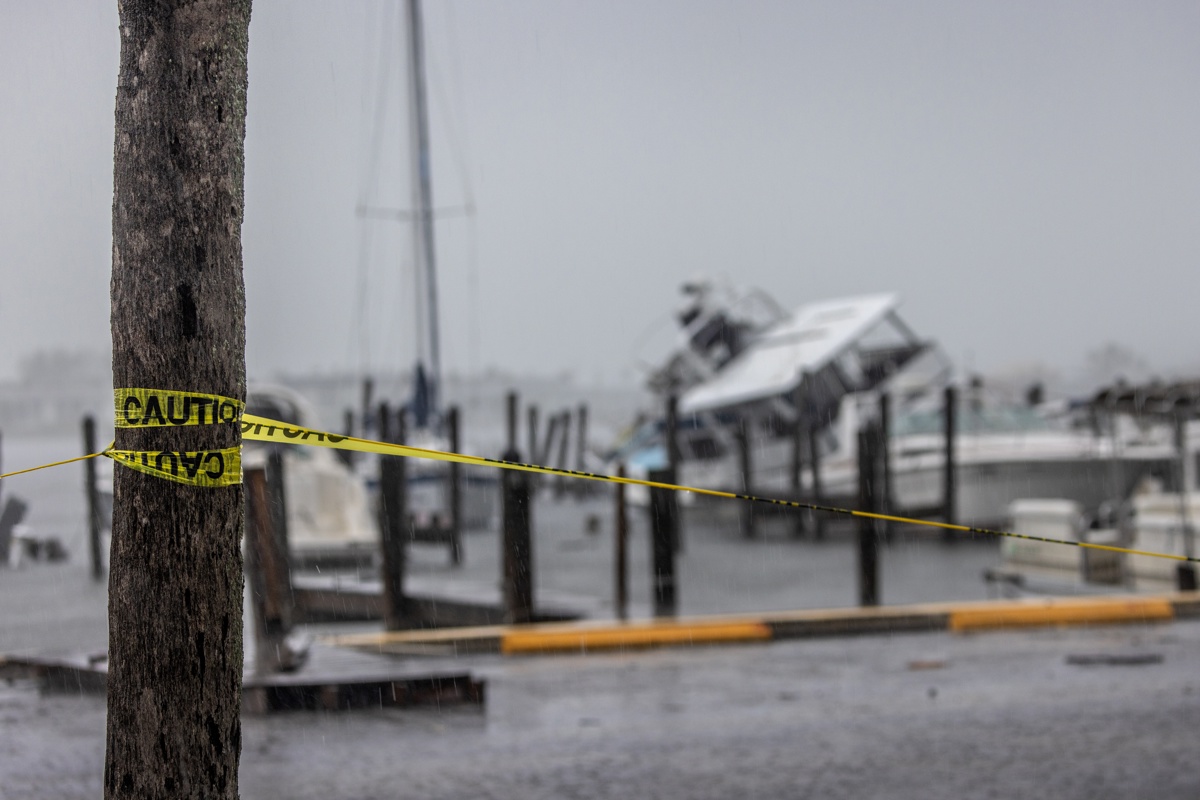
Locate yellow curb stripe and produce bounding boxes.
[948,598,1174,632]
[501,621,773,655]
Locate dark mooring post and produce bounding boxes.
[263,448,300,670]
[555,409,572,499]
[538,411,557,467]
[245,460,299,673]
[527,405,539,468]
[447,405,463,566]
[648,467,678,616]
[378,403,408,630]
[614,463,629,620]
[360,376,375,439]
[505,390,520,454]
[244,466,274,675]
[879,392,894,543]
[82,416,105,581]
[575,403,589,498]
[264,449,294,609]
[790,385,806,539]
[857,423,882,607]
[1173,417,1197,591]
[942,385,958,540]
[738,419,756,539]
[804,372,826,540]
[503,391,534,623]
[665,394,683,552]
[336,409,355,468]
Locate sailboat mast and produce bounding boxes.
[404,0,440,420]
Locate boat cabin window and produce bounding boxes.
[892,405,1057,436]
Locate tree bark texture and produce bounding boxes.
[106,2,251,798]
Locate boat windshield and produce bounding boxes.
[893,405,1057,436]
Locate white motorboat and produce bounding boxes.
[992,380,1200,592]
[245,385,379,568]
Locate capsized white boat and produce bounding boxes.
[617,283,1173,528]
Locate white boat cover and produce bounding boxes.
[680,294,898,414]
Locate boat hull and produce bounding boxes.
[679,433,1172,529]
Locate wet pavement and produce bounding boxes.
[4,620,1199,799]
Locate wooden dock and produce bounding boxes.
[0,642,485,714]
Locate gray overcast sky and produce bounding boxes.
[2,1,1198,390]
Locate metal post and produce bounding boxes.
[82,416,105,581]
[648,467,677,616]
[857,423,881,606]
[378,404,408,630]
[942,385,958,538]
[447,405,463,566]
[615,463,629,620]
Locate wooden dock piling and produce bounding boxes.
[527,405,539,470]
[555,409,572,498]
[942,385,958,539]
[857,423,882,607]
[666,394,683,551]
[447,405,463,566]
[649,467,678,616]
[575,403,589,498]
[804,372,826,540]
[615,463,629,620]
[790,386,806,539]
[245,458,301,672]
[738,420,756,540]
[378,404,408,630]
[82,416,104,581]
[879,392,894,543]
[502,391,534,624]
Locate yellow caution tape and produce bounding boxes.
[241,412,1200,565]
[0,451,109,480]
[115,388,243,428]
[107,446,241,488]
[242,413,483,466]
